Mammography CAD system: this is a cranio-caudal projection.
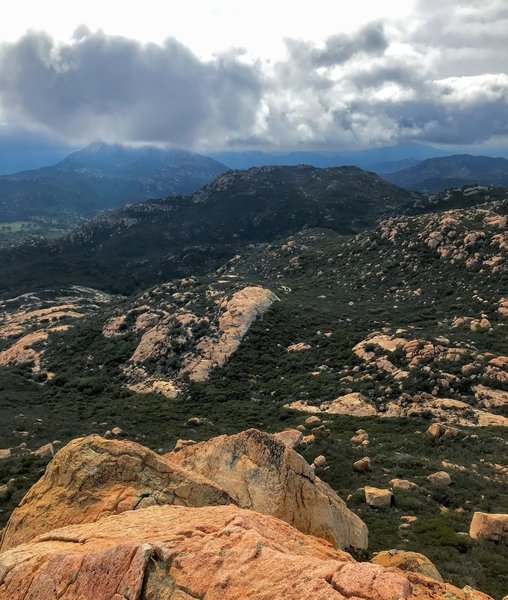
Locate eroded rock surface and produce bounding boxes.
[0,504,492,600]
[0,435,233,551]
[371,549,444,582]
[166,428,368,551]
[179,286,278,381]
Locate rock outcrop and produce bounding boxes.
[166,428,368,550]
[371,549,444,582]
[0,435,233,551]
[179,286,278,381]
[0,504,492,600]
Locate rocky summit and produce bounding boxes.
[0,431,494,600]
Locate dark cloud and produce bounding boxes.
[0,30,263,146]
[285,22,388,68]
[0,15,506,150]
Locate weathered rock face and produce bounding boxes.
[470,512,508,544]
[371,549,444,582]
[179,286,278,381]
[0,504,492,600]
[0,435,234,552]
[166,428,368,551]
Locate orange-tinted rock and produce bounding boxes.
[0,434,233,551]
[0,504,493,600]
[365,486,392,509]
[427,471,452,488]
[470,512,508,544]
[372,549,444,581]
[166,428,368,550]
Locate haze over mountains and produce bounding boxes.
[209,142,450,173]
[0,142,227,238]
[2,141,508,246]
[385,154,508,192]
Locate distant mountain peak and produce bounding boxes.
[384,153,508,192]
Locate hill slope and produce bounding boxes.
[0,142,226,238]
[0,165,420,295]
[385,154,508,192]
[0,195,506,595]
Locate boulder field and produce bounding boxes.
[0,429,495,599]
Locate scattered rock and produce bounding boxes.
[0,448,11,460]
[354,457,371,473]
[364,486,392,509]
[401,515,418,523]
[390,479,417,490]
[287,342,311,352]
[311,425,330,439]
[325,393,377,417]
[426,423,460,441]
[304,415,321,427]
[470,512,508,544]
[111,426,122,436]
[351,429,369,445]
[427,471,452,488]
[273,429,303,449]
[186,416,208,427]
[313,455,327,468]
[33,443,54,458]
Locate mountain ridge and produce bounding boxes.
[385,154,508,192]
[0,142,227,239]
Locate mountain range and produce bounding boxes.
[385,154,508,192]
[209,142,449,173]
[0,142,226,239]
[0,165,422,294]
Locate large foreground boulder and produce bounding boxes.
[0,504,492,600]
[166,428,368,550]
[0,435,234,551]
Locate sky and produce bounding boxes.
[0,0,507,152]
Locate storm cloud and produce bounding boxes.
[0,29,263,147]
[0,4,507,150]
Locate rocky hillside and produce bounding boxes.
[0,142,226,240]
[0,192,507,595]
[0,429,500,599]
[0,164,424,295]
[385,154,508,192]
